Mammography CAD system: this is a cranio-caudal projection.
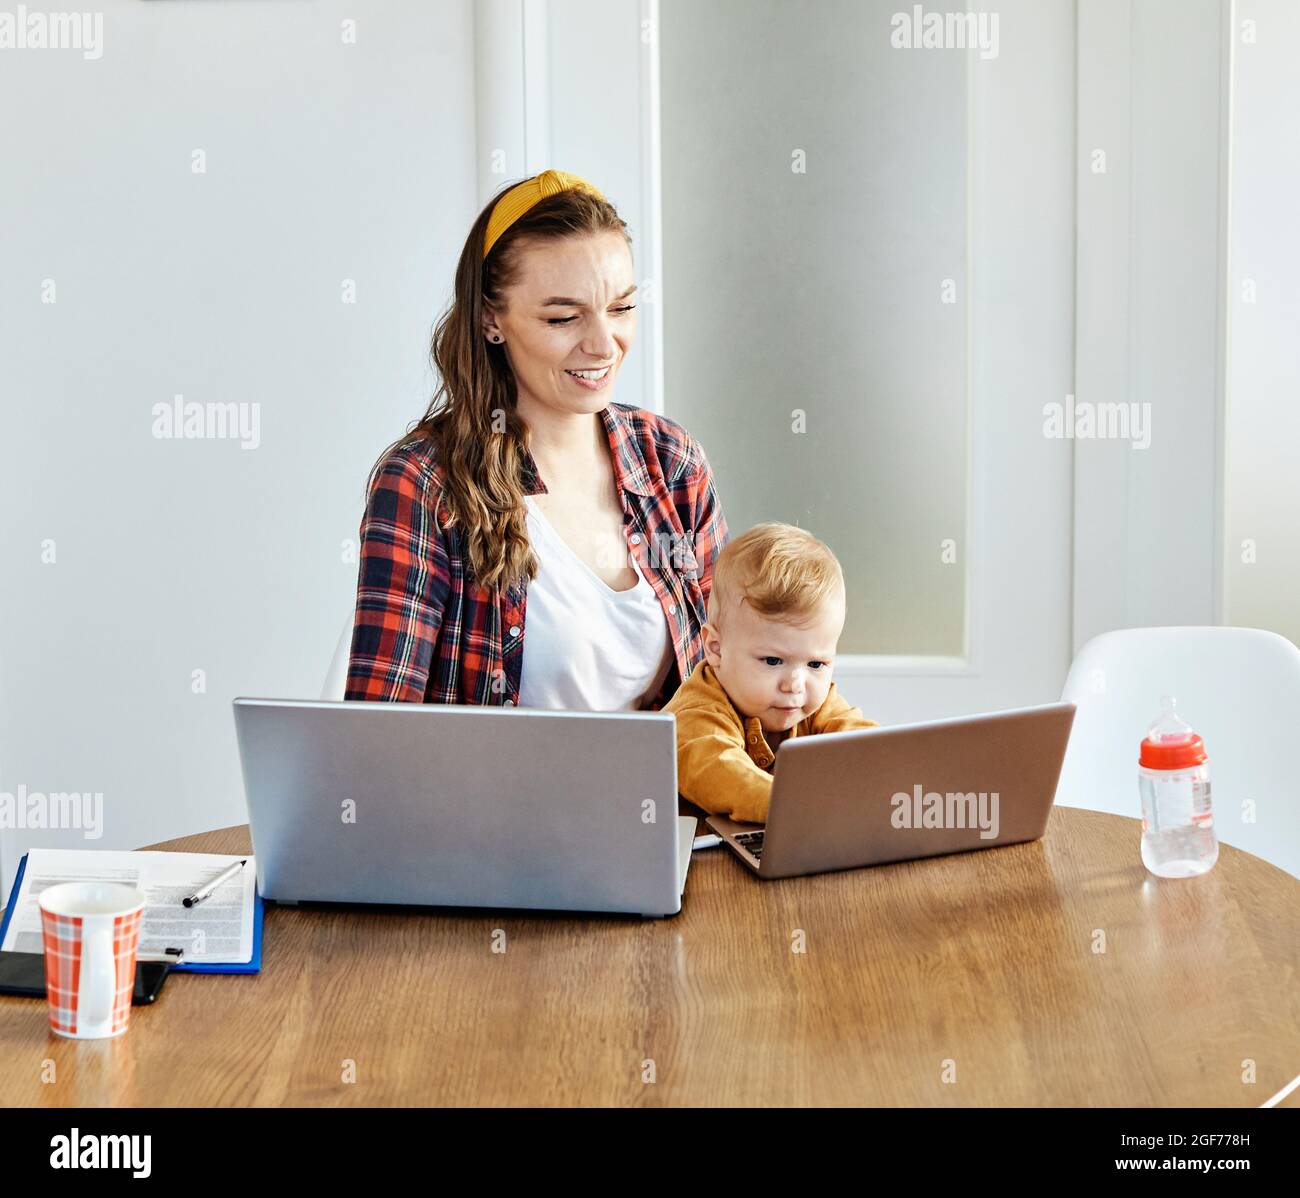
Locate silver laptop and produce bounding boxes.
[232,698,696,917]
[705,701,1076,879]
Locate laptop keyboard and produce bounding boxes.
[734,830,765,859]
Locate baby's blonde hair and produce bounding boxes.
[707,523,845,631]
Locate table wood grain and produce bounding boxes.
[2,807,1296,1106]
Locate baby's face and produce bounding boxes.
[702,596,845,733]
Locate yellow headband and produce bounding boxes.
[482,169,607,259]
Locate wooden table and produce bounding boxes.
[2,807,1297,1106]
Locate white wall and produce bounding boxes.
[1074,0,1300,655]
[1073,0,1231,653]
[1224,0,1300,647]
[0,0,477,893]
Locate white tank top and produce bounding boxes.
[518,495,675,711]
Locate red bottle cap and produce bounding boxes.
[1139,695,1207,770]
[1139,732,1206,770]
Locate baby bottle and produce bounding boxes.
[1137,695,1218,878]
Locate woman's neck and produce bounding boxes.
[518,399,607,484]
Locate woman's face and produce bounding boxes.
[484,232,638,419]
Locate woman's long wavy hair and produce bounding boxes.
[364,177,632,595]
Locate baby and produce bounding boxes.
[665,522,879,824]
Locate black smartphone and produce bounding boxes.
[0,950,175,1004]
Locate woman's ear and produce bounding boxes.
[482,307,503,344]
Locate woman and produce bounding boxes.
[344,170,729,710]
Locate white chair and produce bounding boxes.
[321,612,354,700]
[1057,626,1300,879]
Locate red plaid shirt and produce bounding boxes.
[345,403,729,709]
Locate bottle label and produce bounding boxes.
[1190,777,1214,827]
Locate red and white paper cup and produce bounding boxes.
[38,882,146,1039]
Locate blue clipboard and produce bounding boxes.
[1,853,264,975]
